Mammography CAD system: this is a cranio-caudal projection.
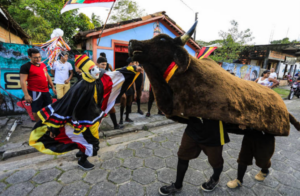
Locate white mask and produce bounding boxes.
[89,66,101,79]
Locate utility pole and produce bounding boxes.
[194,12,198,40]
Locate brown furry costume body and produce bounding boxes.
[129,29,300,136]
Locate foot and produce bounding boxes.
[158,111,165,116]
[119,119,123,125]
[78,158,95,171]
[158,183,182,196]
[201,177,219,192]
[75,150,83,158]
[227,179,242,189]
[255,171,269,181]
[125,118,134,123]
[137,110,144,115]
[114,124,124,129]
[146,112,151,117]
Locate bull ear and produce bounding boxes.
[174,46,191,73]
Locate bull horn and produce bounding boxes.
[180,20,198,45]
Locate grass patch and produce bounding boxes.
[273,88,290,97]
[106,142,111,146]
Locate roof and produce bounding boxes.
[0,6,30,43]
[73,11,201,50]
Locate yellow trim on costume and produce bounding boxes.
[89,122,100,139]
[126,66,137,74]
[29,125,64,155]
[37,111,45,122]
[94,85,98,104]
[219,121,225,145]
[127,72,140,90]
[165,64,178,83]
[199,47,215,60]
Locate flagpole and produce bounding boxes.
[97,1,116,45]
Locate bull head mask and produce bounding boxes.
[129,21,198,74]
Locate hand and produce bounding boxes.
[25,94,33,103]
[49,132,56,138]
[136,66,143,73]
[134,93,137,100]
[64,80,69,84]
[52,87,57,95]
[239,125,247,130]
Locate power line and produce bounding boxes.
[179,0,195,12]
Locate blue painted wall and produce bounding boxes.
[96,22,196,69]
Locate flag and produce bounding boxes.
[197,47,217,59]
[61,0,116,14]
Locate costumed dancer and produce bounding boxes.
[97,56,123,129]
[159,117,230,195]
[134,61,144,115]
[29,54,142,170]
[226,126,275,188]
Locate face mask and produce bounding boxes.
[89,66,100,79]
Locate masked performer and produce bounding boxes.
[159,117,230,195]
[29,54,141,170]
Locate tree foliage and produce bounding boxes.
[110,0,145,23]
[205,20,255,63]
[91,13,102,28]
[270,37,299,44]
[1,0,95,45]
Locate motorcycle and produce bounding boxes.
[288,82,300,100]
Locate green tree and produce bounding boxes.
[1,0,95,45]
[77,13,95,31]
[271,37,299,44]
[110,0,145,23]
[210,20,255,63]
[91,13,102,28]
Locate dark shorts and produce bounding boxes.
[177,132,224,168]
[237,134,275,168]
[28,90,52,113]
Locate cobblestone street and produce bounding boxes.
[1,99,300,196]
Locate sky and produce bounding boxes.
[79,0,300,45]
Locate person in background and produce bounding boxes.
[254,70,279,88]
[20,48,56,122]
[99,52,114,71]
[51,51,73,99]
[146,84,164,117]
[135,61,144,115]
[97,56,123,129]
[119,57,137,124]
[269,68,277,80]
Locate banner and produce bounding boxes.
[222,62,261,81]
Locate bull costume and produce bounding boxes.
[29,54,141,170]
[128,21,300,194]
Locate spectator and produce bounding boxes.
[20,48,56,122]
[96,56,123,129]
[51,52,73,99]
[135,61,144,115]
[99,52,114,71]
[269,68,277,79]
[254,70,279,88]
[295,71,300,78]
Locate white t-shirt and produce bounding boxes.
[258,77,271,86]
[269,72,277,79]
[52,61,73,84]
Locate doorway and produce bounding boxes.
[115,52,129,69]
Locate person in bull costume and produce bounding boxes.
[29,54,142,170]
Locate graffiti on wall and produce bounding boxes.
[0,42,92,115]
[222,62,261,81]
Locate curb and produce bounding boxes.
[101,119,175,138]
[1,119,176,160]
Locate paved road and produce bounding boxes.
[1,99,300,196]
